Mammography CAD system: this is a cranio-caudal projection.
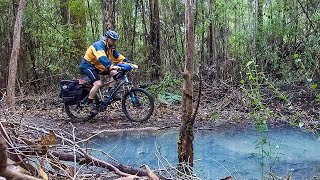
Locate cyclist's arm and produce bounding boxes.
[113,49,126,62]
[98,56,112,68]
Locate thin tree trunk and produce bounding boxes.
[102,0,115,30]
[212,0,219,80]
[149,0,161,80]
[178,0,195,173]
[256,0,263,67]
[18,36,26,94]
[172,0,184,72]
[208,0,213,66]
[140,0,148,45]
[139,0,150,79]
[59,0,69,24]
[223,0,228,80]
[87,0,95,39]
[70,0,86,62]
[129,0,139,60]
[6,0,26,110]
[200,0,205,65]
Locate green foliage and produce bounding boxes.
[148,73,182,104]
[209,112,219,122]
[241,59,288,178]
[255,134,282,179]
[69,0,86,17]
[157,93,182,105]
[316,94,320,104]
[311,83,318,90]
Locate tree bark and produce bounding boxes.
[149,0,161,81]
[222,0,228,80]
[208,0,219,81]
[178,0,195,174]
[208,0,213,66]
[256,0,263,67]
[87,0,95,38]
[102,0,116,30]
[6,0,26,110]
[59,0,69,24]
[70,0,87,61]
[129,0,139,60]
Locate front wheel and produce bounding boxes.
[122,88,154,122]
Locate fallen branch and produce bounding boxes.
[0,136,41,180]
[1,121,164,179]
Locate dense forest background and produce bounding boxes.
[0,0,319,95]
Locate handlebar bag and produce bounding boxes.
[59,80,82,105]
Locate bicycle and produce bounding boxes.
[60,63,154,122]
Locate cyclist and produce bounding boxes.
[79,30,130,114]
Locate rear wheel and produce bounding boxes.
[64,88,98,122]
[121,88,154,122]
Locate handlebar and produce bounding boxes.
[115,63,138,72]
[112,63,138,80]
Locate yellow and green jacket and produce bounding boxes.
[79,40,127,72]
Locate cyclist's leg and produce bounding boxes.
[108,69,122,101]
[80,68,100,114]
[81,68,102,98]
[109,69,118,88]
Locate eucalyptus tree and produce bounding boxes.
[7,0,26,109]
[102,0,115,30]
[178,0,195,173]
[149,0,161,80]
[0,0,14,89]
[70,0,87,61]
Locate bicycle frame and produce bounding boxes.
[96,72,132,108]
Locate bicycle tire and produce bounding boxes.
[121,88,154,122]
[64,88,98,122]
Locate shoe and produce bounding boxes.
[89,103,98,115]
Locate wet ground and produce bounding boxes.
[89,124,320,179]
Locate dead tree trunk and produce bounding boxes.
[6,0,26,110]
[178,0,195,174]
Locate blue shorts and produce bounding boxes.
[80,68,100,83]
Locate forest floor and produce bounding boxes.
[1,82,320,138]
[1,82,320,179]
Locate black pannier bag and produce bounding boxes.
[59,80,82,105]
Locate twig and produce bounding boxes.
[191,73,202,124]
[71,123,77,179]
[141,164,159,180]
[0,136,42,180]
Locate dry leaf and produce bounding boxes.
[38,166,49,180]
[39,130,58,146]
